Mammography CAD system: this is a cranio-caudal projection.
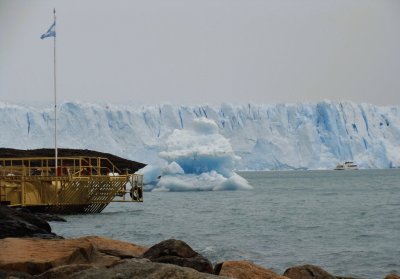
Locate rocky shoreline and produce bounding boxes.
[0,206,398,279]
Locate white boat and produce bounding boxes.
[334,161,359,170]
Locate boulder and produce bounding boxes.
[0,205,59,239]
[215,260,290,279]
[384,274,400,279]
[0,236,146,275]
[53,258,226,279]
[0,237,99,275]
[283,264,336,279]
[0,269,33,278]
[143,239,214,274]
[84,235,147,258]
[34,264,95,279]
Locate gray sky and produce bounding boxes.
[1,0,400,106]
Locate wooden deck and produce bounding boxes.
[0,156,143,214]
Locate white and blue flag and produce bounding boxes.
[40,22,56,39]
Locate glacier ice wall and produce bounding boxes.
[1,101,399,170]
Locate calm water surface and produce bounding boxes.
[52,169,400,279]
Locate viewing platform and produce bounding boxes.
[0,156,143,214]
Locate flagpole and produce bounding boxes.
[53,8,58,175]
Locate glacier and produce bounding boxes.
[1,101,400,170]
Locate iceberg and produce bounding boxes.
[136,118,252,192]
[159,118,240,177]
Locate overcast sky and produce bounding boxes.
[1,0,399,106]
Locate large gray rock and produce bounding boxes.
[33,264,95,279]
[143,239,214,274]
[0,205,60,239]
[0,269,33,279]
[283,264,336,279]
[215,260,290,279]
[0,236,145,275]
[63,259,226,279]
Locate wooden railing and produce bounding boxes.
[0,156,144,212]
[0,156,124,178]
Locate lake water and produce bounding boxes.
[51,169,400,279]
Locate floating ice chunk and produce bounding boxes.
[192,117,219,134]
[135,162,185,191]
[154,171,251,192]
[136,162,183,183]
[135,164,162,185]
[159,117,240,177]
[137,117,252,192]
[213,172,252,191]
[162,161,184,175]
[153,175,203,192]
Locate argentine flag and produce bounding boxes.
[41,22,56,39]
